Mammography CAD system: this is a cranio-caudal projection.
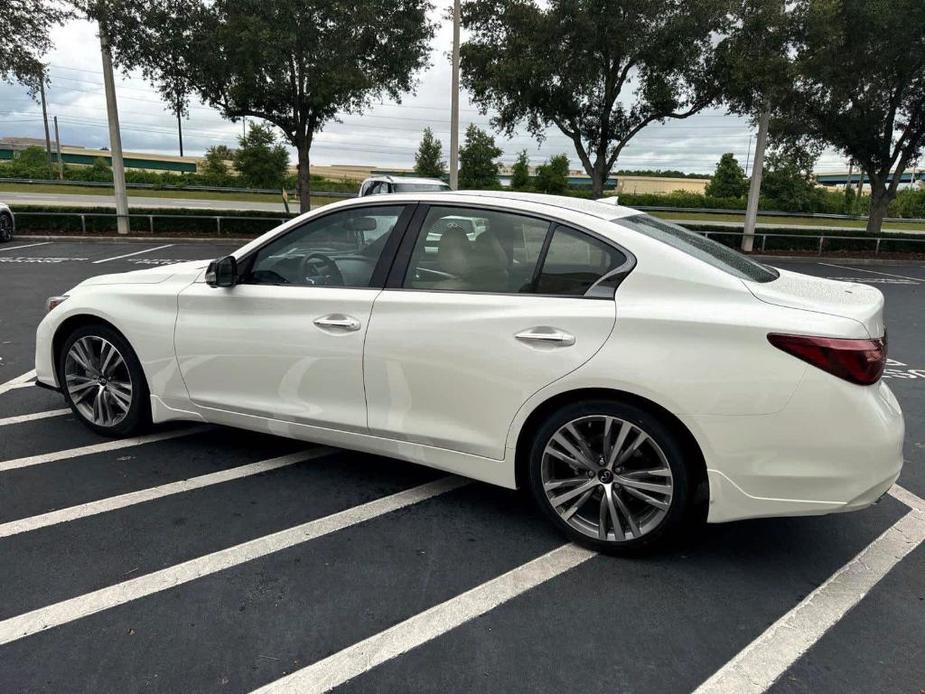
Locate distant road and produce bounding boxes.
[0,190,299,213]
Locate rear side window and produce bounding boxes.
[615,214,778,282]
[536,227,626,296]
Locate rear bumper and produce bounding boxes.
[686,374,905,523]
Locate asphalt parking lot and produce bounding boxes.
[0,239,922,693]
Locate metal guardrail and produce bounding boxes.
[10,209,925,253]
[0,177,355,198]
[700,229,925,255]
[632,205,925,225]
[12,210,295,236]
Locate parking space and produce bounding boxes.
[0,241,922,692]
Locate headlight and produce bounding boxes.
[46,295,69,312]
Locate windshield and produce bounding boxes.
[613,214,779,283]
[393,182,450,193]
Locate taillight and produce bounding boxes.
[767,333,886,385]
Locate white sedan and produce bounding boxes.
[35,192,904,553]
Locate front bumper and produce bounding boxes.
[686,373,905,523]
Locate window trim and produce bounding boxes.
[236,201,417,290]
[384,202,636,300]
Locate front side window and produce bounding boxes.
[535,227,626,296]
[615,214,779,283]
[404,206,550,293]
[245,205,406,288]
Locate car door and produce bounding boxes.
[174,203,413,431]
[363,204,628,460]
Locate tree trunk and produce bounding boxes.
[866,184,890,235]
[296,138,311,213]
[590,159,606,199]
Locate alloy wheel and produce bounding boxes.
[541,415,674,542]
[0,215,11,242]
[64,336,134,427]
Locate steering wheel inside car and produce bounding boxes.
[299,252,344,286]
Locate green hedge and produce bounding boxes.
[10,205,294,238]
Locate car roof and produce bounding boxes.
[347,190,638,220]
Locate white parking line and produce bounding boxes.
[91,244,174,264]
[252,543,596,694]
[693,485,925,693]
[0,408,71,427]
[0,476,467,646]
[0,242,52,253]
[0,447,335,539]
[0,426,209,473]
[0,369,36,396]
[818,262,924,284]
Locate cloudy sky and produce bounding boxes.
[0,1,848,176]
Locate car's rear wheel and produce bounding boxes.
[528,400,692,554]
[0,213,12,242]
[59,324,150,437]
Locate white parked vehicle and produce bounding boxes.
[35,192,904,552]
[358,175,450,196]
[0,202,14,242]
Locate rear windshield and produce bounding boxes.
[393,182,450,193]
[613,214,779,283]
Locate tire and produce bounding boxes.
[58,324,151,437]
[527,399,693,554]
[0,213,12,243]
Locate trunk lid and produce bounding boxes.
[742,268,885,338]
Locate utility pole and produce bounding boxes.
[53,116,64,180]
[38,70,53,174]
[99,22,130,235]
[742,108,769,253]
[449,0,461,190]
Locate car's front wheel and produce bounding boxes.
[528,400,693,554]
[59,324,150,437]
[0,213,12,242]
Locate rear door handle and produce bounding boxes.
[515,327,576,347]
[313,314,361,332]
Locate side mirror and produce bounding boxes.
[205,255,238,287]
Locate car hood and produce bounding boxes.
[742,268,885,338]
[78,259,211,287]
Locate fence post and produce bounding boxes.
[148,215,154,234]
[761,234,767,252]
[80,214,86,235]
[817,235,825,256]
[216,217,222,236]
[875,238,881,255]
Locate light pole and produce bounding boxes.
[99,21,130,235]
[449,0,461,190]
[742,108,769,253]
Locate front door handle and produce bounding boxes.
[515,327,576,347]
[313,314,361,332]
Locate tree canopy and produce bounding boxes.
[769,0,925,233]
[414,127,446,179]
[460,0,730,197]
[232,123,289,189]
[458,124,502,189]
[0,0,72,95]
[705,153,747,198]
[510,150,531,190]
[535,154,570,195]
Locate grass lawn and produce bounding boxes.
[653,210,925,232]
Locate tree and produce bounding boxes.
[460,0,729,198]
[760,146,824,213]
[0,1,72,96]
[535,154,570,195]
[510,149,531,190]
[772,0,925,233]
[200,145,234,177]
[184,0,434,210]
[414,127,446,179]
[232,123,289,189]
[458,124,502,189]
[705,153,747,198]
